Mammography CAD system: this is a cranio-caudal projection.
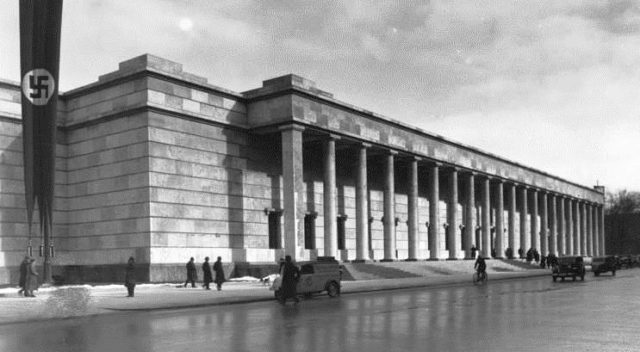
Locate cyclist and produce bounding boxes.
[474,251,487,281]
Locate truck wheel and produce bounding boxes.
[327,282,340,298]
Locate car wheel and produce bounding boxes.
[274,290,282,300]
[327,282,340,298]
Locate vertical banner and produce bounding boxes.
[20,0,63,284]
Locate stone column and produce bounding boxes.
[323,136,338,258]
[280,125,305,260]
[481,177,491,258]
[508,183,517,255]
[587,204,593,256]
[519,186,528,256]
[383,151,396,261]
[494,180,504,259]
[428,163,441,260]
[539,192,548,256]
[581,202,587,255]
[549,195,558,255]
[355,143,370,262]
[464,172,475,259]
[447,168,459,260]
[593,204,602,256]
[531,189,539,251]
[599,205,606,255]
[558,196,565,255]
[407,157,419,261]
[575,201,581,255]
[566,198,574,255]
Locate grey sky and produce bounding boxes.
[1,0,638,191]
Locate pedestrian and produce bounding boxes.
[213,256,225,291]
[24,257,38,297]
[124,257,136,297]
[17,255,30,296]
[518,248,524,259]
[526,248,533,263]
[184,257,197,288]
[505,247,513,259]
[202,256,213,290]
[279,255,300,305]
[533,249,540,263]
[471,245,477,259]
[540,255,546,269]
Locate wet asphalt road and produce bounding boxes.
[1,270,639,352]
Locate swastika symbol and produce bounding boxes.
[21,69,56,106]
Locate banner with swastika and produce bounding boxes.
[20,0,63,284]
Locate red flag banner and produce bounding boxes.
[20,0,63,283]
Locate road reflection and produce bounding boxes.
[1,272,640,352]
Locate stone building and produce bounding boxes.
[0,54,606,284]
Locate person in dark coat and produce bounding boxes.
[526,248,533,262]
[533,249,540,263]
[470,245,477,259]
[279,255,300,305]
[518,248,524,259]
[202,257,213,290]
[540,255,547,269]
[184,257,197,288]
[24,257,38,297]
[213,256,225,291]
[18,256,30,296]
[124,257,136,297]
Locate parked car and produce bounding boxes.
[618,255,634,269]
[552,256,586,282]
[271,257,342,300]
[592,256,617,276]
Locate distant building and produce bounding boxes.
[0,55,606,284]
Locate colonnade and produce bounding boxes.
[280,126,605,261]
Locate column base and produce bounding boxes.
[426,258,443,261]
[380,259,395,262]
[404,258,418,262]
[446,258,460,261]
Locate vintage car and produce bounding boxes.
[552,256,586,282]
[592,256,617,276]
[272,257,342,300]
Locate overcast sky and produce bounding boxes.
[1,0,639,192]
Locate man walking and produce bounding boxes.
[17,256,29,296]
[279,255,300,305]
[124,257,136,297]
[202,257,213,290]
[213,256,225,291]
[184,257,197,288]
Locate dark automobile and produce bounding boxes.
[592,256,617,276]
[618,255,634,269]
[552,256,586,282]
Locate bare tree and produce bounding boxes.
[606,189,640,215]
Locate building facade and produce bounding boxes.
[0,54,606,284]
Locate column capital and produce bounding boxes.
[278,124,305,132]
[326,133,341,141]
[429,161,443,168]
[359,142,372,148]
[387,149,399,156]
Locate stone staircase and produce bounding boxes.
[341,259,541,281]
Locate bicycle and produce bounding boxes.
[472,270,488,285]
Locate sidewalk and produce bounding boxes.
[0,269,548,325]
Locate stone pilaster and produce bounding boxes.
[599,205,606,255]
[323,136,338,258]
[447,168,459,260]
[465,172,475,259]
[383,151,396,261]
[575,200,581,255]
[581,202,587,255]
[407,157,419,260]
[280,125,305,260]
[355,143,370,261]
[587,204,593,256]
[428,163,440,260]
[481,177,491,258]
[519,186,528,255]
[494,180,504,259]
